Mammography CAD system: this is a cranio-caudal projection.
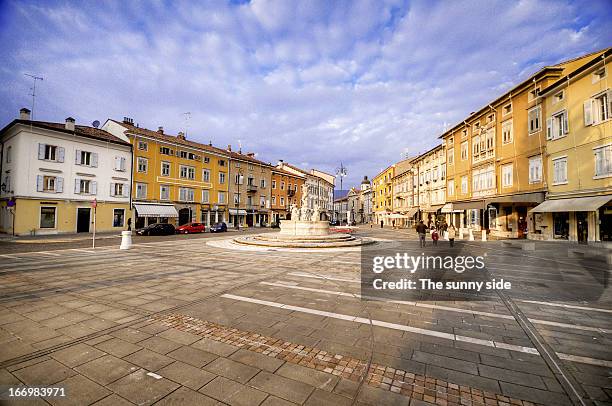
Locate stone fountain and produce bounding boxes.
[233,184,373,249]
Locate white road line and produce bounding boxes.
[262,282,610,334]
[287,272,612,318]
[221,293,612,368]
[0,254,19,259]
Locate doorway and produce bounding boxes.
[576,211,588,244]
[77,208,90,233]
[178,208,191,225]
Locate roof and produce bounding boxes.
[0,119,131,146]
[413,143,444,161]
[272,167,306,178]
[540,48,612,95]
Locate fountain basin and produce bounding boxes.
[279,220,331,236]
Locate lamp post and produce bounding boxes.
[335,162,347,223]
[234,169,243,229]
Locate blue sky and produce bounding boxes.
[1,0,611,187]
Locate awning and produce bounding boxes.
[134,203,179,218]
[229,209,248,215]
[421,204,444,213]
[388,213,409,219]
[453,200,485,210]
[486,192,545,206]
[404,208,419,217]
[441,203,463,213]
[530,195,611,213]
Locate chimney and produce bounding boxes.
[65,117,75,131]
[209,141,212,146]
[19,108,31,120]
[177,131,186,140]
[157,126,164,134]
[227,145,232,152]
[122,117,134,125]
[246,152,255,157]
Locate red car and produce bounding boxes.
[175,222,206,234]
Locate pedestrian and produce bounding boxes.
[380,220,384,228]
[431,228,439,246]
[392,220,396,229]
[448,224,456,247]
[415,220,427,248]
[127,218,132,231]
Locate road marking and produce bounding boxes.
[221,293,612,368]
[0,254,19,259]
[262,282,610,334]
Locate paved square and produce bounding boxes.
[0,228,610,405]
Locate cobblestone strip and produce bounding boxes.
[153,313,543,406]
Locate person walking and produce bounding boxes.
[431,228,439,246]
[448,224,456,247]
[380,220,384,228]
[416,220,427,248]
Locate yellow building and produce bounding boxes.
[531,50,612,243]
[372,165,394,226]
[0,110,132,236]
[440,49,606,238]
[103,118,230,228]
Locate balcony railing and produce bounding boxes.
[246,184,258,193]
[287,189,295,197]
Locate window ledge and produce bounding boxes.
[593,174,612,180]
[552,181,568,186]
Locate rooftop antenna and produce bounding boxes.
[92,120,100,128]
[24,73,44,120]
[238,139,242,153]
[183,112,191,137]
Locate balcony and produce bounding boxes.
[246,184,258,193]
[287,189,295,197]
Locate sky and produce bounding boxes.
[0,0,611,188]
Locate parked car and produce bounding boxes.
[136,223,176,236]
[209,222,227,233]
[176,222,205,234]
[329,220,340,226]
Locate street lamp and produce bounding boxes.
[235,169,243,229]
[335,162,347,223]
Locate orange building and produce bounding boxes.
[270,167,305,223]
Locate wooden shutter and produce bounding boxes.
[546,118,553,140]
[91,153,98,167]
[57,147,65,163]
[36,175,44,192]
[91,181,97,195]
[38,144,45,159]
[562,112,569,134]
[583,100,593,126]
[110,183,115,196]
[75,150,81,164]
[56,177,64,193]
[74,179,80,193]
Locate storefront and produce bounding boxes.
[529,194,611,243]
[133,203,179,229]
[452,200,485,232]
[485,192,544,239]
[200,205,226,226]
[229,209,247,228]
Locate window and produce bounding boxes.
[502,164,513,188]
[447,180,454,196]
[547,110,569,140]
[248,164,254,170]
[5,146,11,163]
[447,147,454,165]
[161,162,171,176]
[472,165,495,193]
[247,177,254,186]
[179,151,188,159]
[447,136,454,146]
[38,144,64,162]
[460,142,468,160]
[218,159,225,167]
[114,156,127,171]
[113,209,125,227]
[592,67,606,83]
[272,180,277,189]
[203,156,210,164]
[472,135,481,156]
[179,187,194,202]
[260,179,266,188]
[160,147,173,156]
[552,157,568,184]
[160,185,170,200]
[136,183,147,199]
[180,165,195,180]
[219,172,225,184]
[461,176,468,194]
[594,145,612,178]
[529,156,542,184]
[218,191,226,204]
[202,190,210,203]
[272,196,276,205]
[233,194,240,204]
[528,106,541,134]
[37,175,63,193]
[77,179,94,194]
[585,90,612,125]
[528,87,540,102]
[235,174,244,184]
[112,183,125,197]
[462,129,468,138]
[44,176,56,192]
[40,207,56,229]
[280,181,285,190]
[138,141,148,151]
[280,197,285,206]
[503,103,512,116]
[137,157,148,173]
[502,120,513,144]
[487,113,495,123]
[553,91,564,104]
[76,150,97,167]
[202,169,210,182]
[260,196,266,207]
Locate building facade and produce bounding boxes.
[0,110,132,236]
[531,51,612,243]
[358,176,373,224]
[271,167,305,223]
[103,118,229,228]
[225,147,272,227]
[372,165,394,226]
[412,145,446,227]
[391,163,416,228]
[276,161,335,219]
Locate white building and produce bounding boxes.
[276,161,335,219]
[0,108,132,235]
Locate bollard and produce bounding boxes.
[120,230,132,250]
[468,229,474,241]
[481,230,487,241]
